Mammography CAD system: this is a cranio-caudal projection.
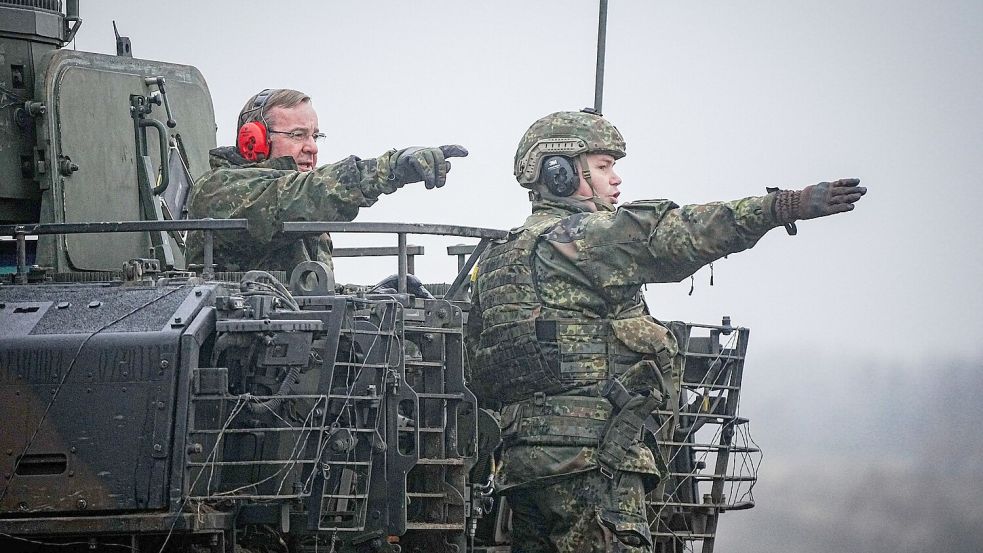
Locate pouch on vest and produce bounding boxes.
[501,395,611,447]
[472,318,558,404]
[595,391,663,477]
[473,317,615,404]
[609,315,677,370]
[597,506,653,550]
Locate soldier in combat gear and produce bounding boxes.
[468,109,866,552]
[187,88,468,272]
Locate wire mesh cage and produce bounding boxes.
[649,320,760,553]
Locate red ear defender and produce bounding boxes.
[237,121,270,162]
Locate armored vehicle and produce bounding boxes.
[0,2,759,551]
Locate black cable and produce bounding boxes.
[0,286,187,504]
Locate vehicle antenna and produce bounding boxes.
[593,0,609,113]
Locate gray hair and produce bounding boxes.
[237,89,311,135]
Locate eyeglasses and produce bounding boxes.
[268,129,327,143]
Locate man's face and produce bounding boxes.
[266,102,319,171]
[576,153,622,205]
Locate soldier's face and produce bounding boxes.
[577,153,622,206]
[267,103,320,171]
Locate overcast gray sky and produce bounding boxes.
[74,0,983,361]
[71,1,983,549]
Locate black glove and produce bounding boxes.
[391,145,468,189]
[774,178,867,223]
[368,273,435,299]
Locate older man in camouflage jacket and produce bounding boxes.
[186,88,466,273]
[468,109,866,553]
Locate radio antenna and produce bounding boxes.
[593,0,609,113]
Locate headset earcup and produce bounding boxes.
[237,121,270,161]
[542,156,578,197]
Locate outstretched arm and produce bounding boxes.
[192,145,468,244]
[544,178,866,288]
[273,145,469,232]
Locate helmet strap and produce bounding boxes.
[578,153,593,188]
[576,154,616,213]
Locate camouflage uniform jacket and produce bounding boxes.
[186,146,401,272]
[470,194,782,491]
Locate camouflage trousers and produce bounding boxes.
[505,469,653,553]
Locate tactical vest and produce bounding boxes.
[472,216,674,406]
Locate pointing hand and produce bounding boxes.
[392,145,469,189]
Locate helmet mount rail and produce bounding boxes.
[516,138,590,186]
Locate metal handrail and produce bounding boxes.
[2,219,507,298]
[0,218,248,283]
[281,222,507,298]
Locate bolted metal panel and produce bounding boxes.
[35,49,216,271]
[0,282,210,514]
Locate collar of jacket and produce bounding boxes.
[208,146,299,171]
[530,197,606,217]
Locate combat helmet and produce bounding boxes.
[514,109,626,188]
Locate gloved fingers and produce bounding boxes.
[417,148,443,189]
[395,145,462,188]
[433,145,465,188]
[406,154,435,189]
[829,190,866,205]
[438,144,469,159]
[827,180,865,202]
[431,147,449,188]
[828,203,856,214]
[829,183,866,196]
[829,186,867,199]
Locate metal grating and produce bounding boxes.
[186,393,330,501]
[402,299,477,535]
[648,321,760,553]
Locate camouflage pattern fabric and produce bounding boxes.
[186,146,402,272]
[514,111,627,187]
[471,193,782,495]
[506,470,653,553]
